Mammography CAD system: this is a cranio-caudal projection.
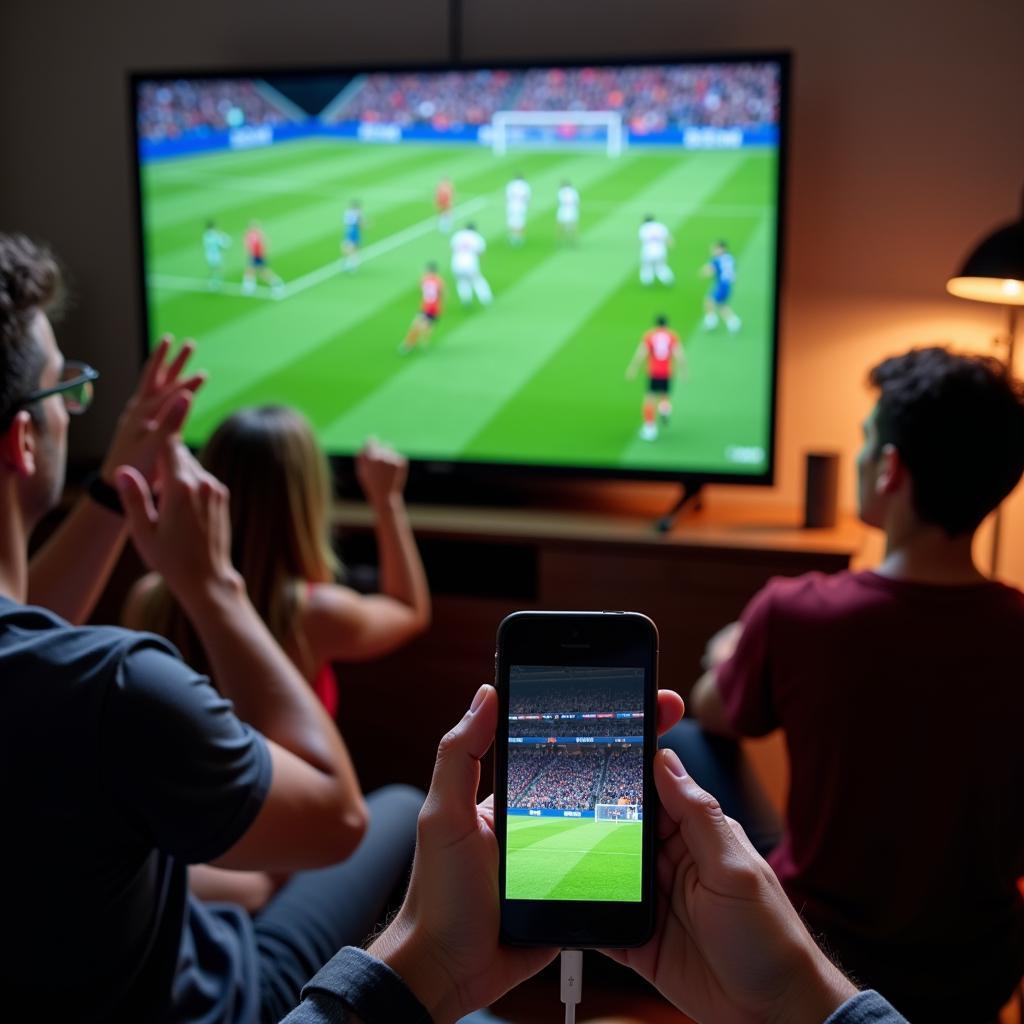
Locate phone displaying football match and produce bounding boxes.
[505,664,645,901]
[496,611,657,948]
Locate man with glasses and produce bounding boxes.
[0,233,419,1023]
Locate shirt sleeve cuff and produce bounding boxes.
[299,946,434,1024]
[825,990,909,1024]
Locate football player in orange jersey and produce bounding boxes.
[399,262,445,354]
[436,178,454,234]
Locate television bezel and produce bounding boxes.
[128,51,789,490]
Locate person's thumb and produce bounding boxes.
[654,748,746,875]
[115,466,158,542]
[422,685,497,837]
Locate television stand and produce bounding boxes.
[654,481,704,533]
[330,493,864,792]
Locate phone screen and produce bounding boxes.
[505,664,645,903]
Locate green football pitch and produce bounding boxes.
[141,138,778,474]
[505,815,642,901]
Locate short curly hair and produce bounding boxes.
[869,346,1024,536]
[0,234,62,432]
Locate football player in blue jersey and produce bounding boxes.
[701,240,741,333]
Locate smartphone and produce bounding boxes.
[495,610,659,948]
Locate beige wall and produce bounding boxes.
[2,0,1023,582]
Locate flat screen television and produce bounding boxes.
[130,54,787,485]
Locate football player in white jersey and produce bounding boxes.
[450,222,493,306]
[556,180,580,243]
[638,214,675,286]
[506,174,531,245]
[202,220,231,290]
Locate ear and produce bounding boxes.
[0,411,37,478]
[875,443,905,496]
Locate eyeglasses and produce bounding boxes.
[19,361,99,416]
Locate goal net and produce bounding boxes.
[594,803,641,822]
[490,110,625,157]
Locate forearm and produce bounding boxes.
[28,497,126,623]
[371,496,430,629]
[184,574,362,799]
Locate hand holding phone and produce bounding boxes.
[496,611,661,948]
[367,679,685,1022]
[603,748,857,1024]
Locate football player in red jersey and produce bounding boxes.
[436,178,454,234]
[625,314,686,440]
[242,220,283,297]
[399,262,445,354]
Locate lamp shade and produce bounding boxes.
[947,218,1024,305]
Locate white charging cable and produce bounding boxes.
[560,949,583,1024]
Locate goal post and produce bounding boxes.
[491,110,625,157]
[594,803,641,822]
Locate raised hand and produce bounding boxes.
[100,335,205,486]
[115,436,239,606]
[355,438,408,507]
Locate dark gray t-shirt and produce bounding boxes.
[0,596,271,1022]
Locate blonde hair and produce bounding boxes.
[136,406,338,676]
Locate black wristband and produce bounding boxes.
[299,946,434,1024]
[83,472,124,516]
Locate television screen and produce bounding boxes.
[132,56,785,482]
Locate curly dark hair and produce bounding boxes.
[0,234,62,432]
[869,346,1024,536]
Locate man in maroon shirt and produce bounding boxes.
[689,347,1024,1022]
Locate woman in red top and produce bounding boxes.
[124,405,430,904]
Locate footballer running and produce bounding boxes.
[399,262,445,354]
[625,314,686,441]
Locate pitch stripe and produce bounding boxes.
[147,145,497,273]
[145,141,403,230]
[148,275,279,300]
[280,197,489,299]
[523,849,638,856]
[146,143,471,249]
[148,196,490,300]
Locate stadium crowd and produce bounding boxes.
[600,746,642,805]
[138,80,291,141]
[508,743,642,810]
[508,716,642,738]
[509,680,642,715]
[331,63,779,132]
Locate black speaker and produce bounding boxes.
[803,452,840,528]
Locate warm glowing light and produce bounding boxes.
[947,276,1024,305]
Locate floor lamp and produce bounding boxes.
[947,191,1024,576]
